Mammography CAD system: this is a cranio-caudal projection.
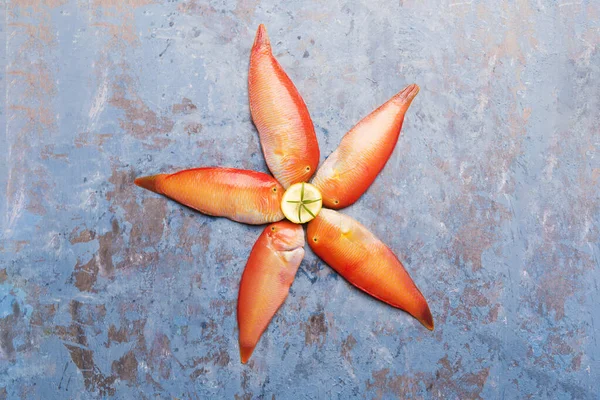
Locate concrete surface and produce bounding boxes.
[1,0,599,398]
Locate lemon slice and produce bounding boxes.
[281,182,323,224]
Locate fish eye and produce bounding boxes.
[313,237,317,242]
[305,166,311,172]
[272,187,277,193]
[334,200,339,205]
[271,227,276,231]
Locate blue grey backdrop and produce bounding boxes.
[1,1,599,398]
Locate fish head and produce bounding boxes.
[267,221,305,252]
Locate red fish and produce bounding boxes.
[307,209,433,330]
[312,84,419,209]
[248,24,320,188]
[238,221,305,363]
[135,167,284,225]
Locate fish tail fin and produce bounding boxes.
[134,174,166,194]
[253,24,271,51]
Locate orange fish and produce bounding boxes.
[248,24,320,188]
[312,84,419,209]
[134,167,284,225]
[307,209,433,330]
[237,221,305,363]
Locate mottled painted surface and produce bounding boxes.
[1,1,599,398]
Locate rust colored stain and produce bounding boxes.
[340,334,356,363]
[107,325,129,345]
[7,0,67,25]
[70,228,96,244]
[366,359,490,400]
[304,313,327,347]
[9,0,67,8]
[105,168,167,270]
[209,299,236,317]
[172,98,198,115]
[190,348,231,368]
[449,280,503,326]
[109,77,175,141]
[0,302,21,361]
[533,245,592,321]
[74,132,114,149]
[366,368,431,400]
[24,167,52,216]
[184,122,203,135]
[112,351,139,383]
[92,21,139,46]
[178,0,216,16]
[71,257,99,292]
[8,63,56,97]
[58,302,115,396]
[72,167,168,290]
[40,145,69,161]
[92,0,155,10]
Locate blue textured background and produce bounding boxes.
[2,1,600,398]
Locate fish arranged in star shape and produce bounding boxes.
[135,24,433,364]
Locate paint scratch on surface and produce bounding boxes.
[87,71,109,133]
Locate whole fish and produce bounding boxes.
[248,24,320,188]
[238,221,305,363]
[312,84,419,209]
[135,167,284,224]
[307,209,433,330]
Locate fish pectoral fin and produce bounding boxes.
[281,247,305,267]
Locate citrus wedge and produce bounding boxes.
[281,182,322,224]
